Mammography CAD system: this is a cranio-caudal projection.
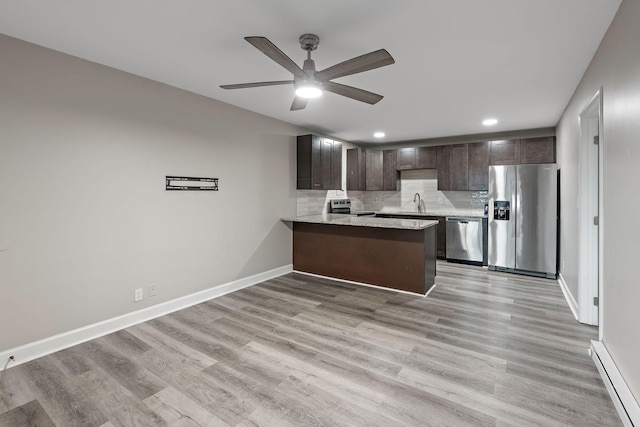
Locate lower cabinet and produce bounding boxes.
[375,214,446,259]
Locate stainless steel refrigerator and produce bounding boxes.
[488,164,557,278]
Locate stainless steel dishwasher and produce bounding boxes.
[446,217,483,264]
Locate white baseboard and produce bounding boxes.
[0,264,293,371]
[558,273,579,321]
[591,340,639,427]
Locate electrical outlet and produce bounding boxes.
[149,284,157,297]
[561,260,565,273]
[134,288,143,302]
[438,197,444,205]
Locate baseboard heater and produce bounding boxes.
[590,340,639,427]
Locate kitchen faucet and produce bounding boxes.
[413,193,425,213]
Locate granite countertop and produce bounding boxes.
[376,211,488,219]
[281,213,438,230]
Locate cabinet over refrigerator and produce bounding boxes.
[488,164,557,279]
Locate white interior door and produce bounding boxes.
[578,90,602,326]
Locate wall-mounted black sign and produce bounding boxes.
[166,176,219,191]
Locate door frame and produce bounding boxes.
[577,88,604,331]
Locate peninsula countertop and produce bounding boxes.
[281,213,439,230]
[375,211,488,219]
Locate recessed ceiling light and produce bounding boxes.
[373,131,386,138]
[483,118,498,126]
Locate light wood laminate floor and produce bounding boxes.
[0,262,621,426]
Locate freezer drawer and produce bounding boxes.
[446,217,483,263]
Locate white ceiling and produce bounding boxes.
[0,0,621,144]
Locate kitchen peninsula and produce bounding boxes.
[281,214,438,294]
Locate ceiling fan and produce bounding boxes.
[220,34,395,111]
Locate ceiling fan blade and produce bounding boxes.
[220,80,293,90]
[290,97,308,111]
[316,49,395,81]
[324,81,384,105]
[245,37,307,79]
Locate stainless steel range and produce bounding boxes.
[329,199,375,216]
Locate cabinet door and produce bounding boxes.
[467,141,489,191]
[437,216,447,259]
[296,134,322,189]
[449,144,469,191]
[320,138,334,190]
[365,150,384,191]
[396,147,416,170]
[346,148,366,191]
[383,149,398,191]
[331,141,342,190]
[490,140,520,165]
[416,146,437,169]
[519,136,555,164]
[437,146,451,191]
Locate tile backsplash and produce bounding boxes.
[296,169,487,216]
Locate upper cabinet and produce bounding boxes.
[383,149,399,191]
[297,134,342,190]
[519,137,556,164]
[396,147,437,170]
[365,150,384,191]
[490,137,555,165]
[467,141,490,190]
[347,148,398,191]
[346,147,366,191]
[437,142,489,191]
[489,139,520,165]
[323,135,555,193]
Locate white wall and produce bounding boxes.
[556,0,639,401]
[0,35,301,352]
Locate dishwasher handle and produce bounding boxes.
[446,217,481,223]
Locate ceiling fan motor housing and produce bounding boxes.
[299,34,319,51]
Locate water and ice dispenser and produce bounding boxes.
[493,201,510,220]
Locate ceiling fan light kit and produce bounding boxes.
[295,82,323,99]
[220,33,395,111]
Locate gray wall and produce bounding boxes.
[0,35,300,352]
[556,0,639,400]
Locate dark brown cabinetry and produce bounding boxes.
[348,148,399,191]
[416,147,438,169]
[345,136,553,192]
[434,216,447,259]
[396,146,437,170]
[436,146,451,191]
[449,144,469,191]
[375,213,446,259]
[489,140,520,165]
[396,147,416,170]
[383,149,399,191]
[297,134,342,190]
[490,137,555,165]
[519,136,555,164]
[346,148,366,191]
[365,150,384,191]
[437,142,489,191]
[467,142,490,190]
